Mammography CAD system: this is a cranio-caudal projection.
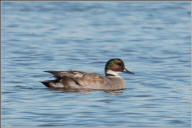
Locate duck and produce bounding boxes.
[41,58,134,90]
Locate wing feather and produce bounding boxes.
[44,70,86,78]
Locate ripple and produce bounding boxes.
[134,94,152,97]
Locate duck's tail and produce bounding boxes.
[41,80,65,88]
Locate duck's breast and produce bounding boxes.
[106,76,125,90]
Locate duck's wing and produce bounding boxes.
[43,70,87,89]
[44,70,87,78]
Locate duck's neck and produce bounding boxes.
[105,70,120,77]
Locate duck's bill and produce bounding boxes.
[123,68,134,74]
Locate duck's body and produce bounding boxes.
[42,70,125,90]
[42,58,134,90]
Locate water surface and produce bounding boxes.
[2,1,191,127]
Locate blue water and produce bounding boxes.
[2,1,191,127]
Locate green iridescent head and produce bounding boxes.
[105,58,134,76]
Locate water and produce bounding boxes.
[2,1,191,127]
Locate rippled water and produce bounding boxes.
[2,1,191,127]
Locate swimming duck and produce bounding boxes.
[41,58,134,90]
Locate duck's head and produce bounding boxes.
[105,58,134,76]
